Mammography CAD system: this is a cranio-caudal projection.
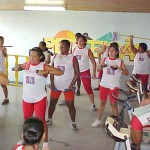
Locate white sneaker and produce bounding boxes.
[91,104,97,111]
[46,118,53,125]
[71,123,78,131]
[59,100,66,106]
[42,143,50,150]
[92,119,101,127]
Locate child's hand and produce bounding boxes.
[110,65,118,70]
[68,85,73,91]
[130,35,134,40]
[141,98,150,106]
[92,74,97,79]
[36,70,48,76]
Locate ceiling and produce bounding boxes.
[0,0,150,13]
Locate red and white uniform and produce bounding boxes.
[53,54,75,91]
[13,145,24,150]
[132,52,150,74]
[72,46,90,72]
[0,48,5,72]
[13,141,24,150]
[23,61,47,103]
[100,57,122,90]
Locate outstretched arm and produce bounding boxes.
[130,35,138,54]
[96,45,107,64]
[44,64,64,76]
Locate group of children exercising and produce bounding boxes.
[0,34,150,150]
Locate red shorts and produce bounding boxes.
[22,97,47,126]
[136,74,149,85]
[131,116,150,131]
[99,86,118,103]
[80,69,93,95]
[50,90,75,101]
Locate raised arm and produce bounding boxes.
[44,54,51,64]
[130,35,138,54]
[96,45,107,64]
[97,58,106,71]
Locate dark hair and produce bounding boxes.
[109,44,119,58]
[75,33,82,38]
[139,43,147,51]
[83,33,88,37]
[110,42,119,49]
[61,40,70,48]
[23,117,44,145]
[0,36,4,42]
[39,41,46,47]
[77,35,87,44]
[29,47,45,62]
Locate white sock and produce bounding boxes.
[43,142,49,147]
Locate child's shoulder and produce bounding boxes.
[13,141,24,150]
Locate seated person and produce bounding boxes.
[13,117,50,150]
[131,95,150,150]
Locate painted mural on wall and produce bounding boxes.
[43,30,138,61]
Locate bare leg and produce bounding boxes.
[131,128,142,150]
[1,85,8,98]
[66,101,76,122]
[48,98,58,119]
[44,125,48,142]
[88,93,95,104]
[76,77,81,96]
[110,102,118,116]
[1,85,9,104]
[97,101,107,120]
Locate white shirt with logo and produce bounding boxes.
[132,52,150,74]
[73,46,90,72]
[100,57,122,89]
[53,54,75,91]
[23,61,47,103]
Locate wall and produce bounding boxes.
[0,11,150,88]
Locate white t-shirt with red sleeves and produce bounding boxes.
[53,53,75,91]
[0,48,5,72]
[100,57,122,90]
[23,61,47,103]
[73,46,90,72]
[132,52,150,74]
